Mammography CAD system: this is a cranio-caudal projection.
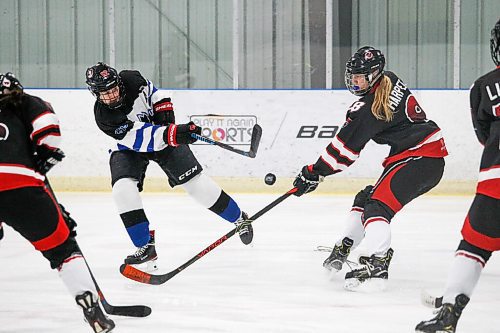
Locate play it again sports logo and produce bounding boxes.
[190,115,257,146]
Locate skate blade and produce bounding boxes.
[344,277,388,292]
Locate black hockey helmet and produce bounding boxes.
[491,18,500,66]
[345,46,385,96]
[85,62,124,108]
[0,72,24,104]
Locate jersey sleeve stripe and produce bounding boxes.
[30,112,59,139]
[37,132,61,149]
[117,122,169,152]
[326,143,356,165]
[318,156,342,173]
[132,123,148,151]
[332,136,360,161]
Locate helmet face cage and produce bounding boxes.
[85,62,124,108]
[344,46,385,96]
[491,19,500,66]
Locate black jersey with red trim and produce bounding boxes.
[93,70,173,153]
[312,71,447,176]
[470,67,500,198]
[0,94,61,191]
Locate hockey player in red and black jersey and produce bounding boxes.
[416,19,500,333]
[0,73,115,332]
[85,63,252,271]
[293,46,448,291]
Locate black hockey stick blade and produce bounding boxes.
[420,290,443,308]
[87,256,152,317]
[99,290,152,317]
[247,124,262,158]
[120,187,298,285]
[191,123,262,158]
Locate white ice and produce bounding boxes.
[1,192,499,333]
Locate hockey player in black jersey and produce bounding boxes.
[293,46,448,291]
[0,73,115,332]
[416,19,500,333]
[85,63,252,270]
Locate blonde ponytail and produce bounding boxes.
[372,75,393,122]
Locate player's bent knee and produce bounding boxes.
[457,239,492,263]
[41,237,80,269]
[363,199,395,222]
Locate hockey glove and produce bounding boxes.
[293,165,324,196]
[0,222,4,241]
[352,185,374,208]
[152,98,175,125]
[35,147,65,175]
[164,121,201,146]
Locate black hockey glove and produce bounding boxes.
[35,146,65,175]
[152,98,175,125]
[352,185,374,208]
[59,204,77,237]
[164,121,201,146]
[293,165,324,196]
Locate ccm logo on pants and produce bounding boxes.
[179,166,198,180]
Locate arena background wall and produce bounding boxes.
[31,89,479,195]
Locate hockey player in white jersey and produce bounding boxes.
[85,62,252,270]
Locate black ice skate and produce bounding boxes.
[415,294,470,333]
[344,248,394,291]
[75,291,115,333]
[235,212,253,245]
[323,237,354,272]
[124,230,158,271]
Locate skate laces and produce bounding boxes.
[235,213,251,234]
[132,245,148,257]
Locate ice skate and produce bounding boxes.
[235,212,253,245]
[344,248,393,292]
[323,237,354,272]
[75,291,115,333]
[415,294,469,333]
[124,230,158,271]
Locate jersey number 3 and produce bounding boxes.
[405,95,427,122]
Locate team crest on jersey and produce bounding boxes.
[0,123,9,140]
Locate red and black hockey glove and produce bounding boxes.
[352,185,374,208]
[35,146,65,175]
[164,121,201,146]
[152,98,175,125]
[293,165,324,196]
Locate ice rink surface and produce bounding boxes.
[1,192,499,333]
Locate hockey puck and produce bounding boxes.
[264,173,276,185]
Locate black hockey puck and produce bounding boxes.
[264,173,276,185]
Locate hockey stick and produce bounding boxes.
[44,179,151,317]
[421,290,443,308]
[120,187,298,285]
[191,123,262,158]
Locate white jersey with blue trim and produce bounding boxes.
[93,70,172,153]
